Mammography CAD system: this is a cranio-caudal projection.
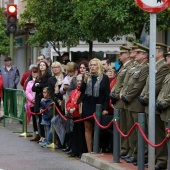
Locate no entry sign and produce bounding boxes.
[135,0,170,13]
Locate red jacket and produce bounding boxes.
[0,75,3,98]
[20,71,31,91]
[66,87,81,118]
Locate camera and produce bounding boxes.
[86,67,90,72]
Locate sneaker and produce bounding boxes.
[39,139,47,145]
[41,142,50,147]
[44,143,56,148]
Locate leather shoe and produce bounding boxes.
[62,147,70,152]
[56,145,62,149]
[69,154,78,157]
[134,161,137,166]
[66,150,72,155]
[121,155,130,159]
[119,152,127,157]
[78,153,82,158]
[134,160,148,166]
[145,163,148,168]
[125,157,137,163]
[155,165,166,170]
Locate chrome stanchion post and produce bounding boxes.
[46,103,57,149]
[19,107,32,137]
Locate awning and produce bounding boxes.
[70,45,120,53]
[51,45,120,53]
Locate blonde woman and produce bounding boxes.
[48,61,66,108]
[80,58,110,152]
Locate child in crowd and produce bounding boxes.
[25,66,39,141]
[40,87,53,143]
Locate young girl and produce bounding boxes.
[40,87,53,142]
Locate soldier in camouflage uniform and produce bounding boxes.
[120,44,149,164]
[139,43,169,170]
[110,46,132,157]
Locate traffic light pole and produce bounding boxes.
[10,33,14,61]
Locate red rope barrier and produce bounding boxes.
[137,122,169,148]
[93,113,113,129]
[114,120,138,138]
[73,115,94,123]
[54,105,67,121]
[28,103,54,115]
[26,101,170,148]
[114,120,170,148]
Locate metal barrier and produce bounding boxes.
[3,88,26,132]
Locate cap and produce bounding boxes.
[164,51,170,56]
[130,42,138,50]
[156,43,167,50]
[136,43,149,53]
[31,66,38,73]
[4,57,11,61]
[119,46,130,53]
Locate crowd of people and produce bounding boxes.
[1,43,170,169]
[19,53,115,159]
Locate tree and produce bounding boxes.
[0,8,10,56]
[20,0,81,60]
[75,0,170,41]
[20,0,170,59]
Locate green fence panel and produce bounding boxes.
[3,88,26,132]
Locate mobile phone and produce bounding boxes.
[86,67,90,72]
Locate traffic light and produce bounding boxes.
[6,4,17,33]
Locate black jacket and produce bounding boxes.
[32,72,51,113]
[80,74,110,116]
[48,73,66,104]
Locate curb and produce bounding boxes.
[81,153,125,170]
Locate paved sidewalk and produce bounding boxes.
[0,105,148,170]
[81,153,148,170]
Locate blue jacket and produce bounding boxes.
[0,66,20,89]
[40,98,53,121]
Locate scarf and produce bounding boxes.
[54,73,64,94]
[85,74,103,97]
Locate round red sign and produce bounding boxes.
[135,0,170,13]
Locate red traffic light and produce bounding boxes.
[8,5,17,13]
[6,4,18,33]
[7,4,17,15]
